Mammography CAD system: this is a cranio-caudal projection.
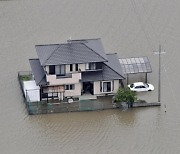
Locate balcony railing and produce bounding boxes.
[56,73,72,79]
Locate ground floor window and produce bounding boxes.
[65,84,75,90]
[102,81,112,92]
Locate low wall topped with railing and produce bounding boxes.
[18,71,115,115]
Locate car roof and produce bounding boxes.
[133,82,144,86]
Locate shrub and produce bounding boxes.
[115,88,137,104]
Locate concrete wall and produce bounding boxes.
[46,73,81,85]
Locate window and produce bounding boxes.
[49,65,55,74]
[70,64,73,72]
[65,84,75,90]
[55,65,65,75]
[75,64,78,71]
[86,63,96,70]
[103,81,112,92]
[89,63,96,70]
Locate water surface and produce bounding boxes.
[0,0,180,153]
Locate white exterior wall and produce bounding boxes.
[46,73,81,86]
[113,80,120,93]
[94,81,101,95]
[23,80,40,102]
[64,83,82,97]
[45,66,49,74]
[78,64,86,71]
[66,65,70,73]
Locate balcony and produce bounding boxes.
[84,62,103,72]
[56,73,72,79]
[46,72,81,86]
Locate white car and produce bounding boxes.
[128,82,154,92]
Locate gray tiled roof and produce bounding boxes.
[81,64,124,82]
[81,54,125,82]
[68,39,108,61]
[36,39,107,66]
[35,44,59,66]
[105,53,125,78]
[29,59,47,85]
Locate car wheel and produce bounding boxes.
[148,89,152,91]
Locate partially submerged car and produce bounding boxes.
[128,82,154,92]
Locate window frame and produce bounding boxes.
[65,84,75,90]
[49,65,55,75]
[101,81,113,93]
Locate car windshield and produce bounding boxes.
[144,83,149,87]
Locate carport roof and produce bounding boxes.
[119,57,152,74]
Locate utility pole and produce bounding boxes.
[154,45,165,102]
[158,45,161,102]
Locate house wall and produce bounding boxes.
[113,80,120,93]
[46,73,81,86]
[45,66,49,74]
[94,81,100,95]
[64,83,82,97]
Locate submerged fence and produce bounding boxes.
[25,98,115,115]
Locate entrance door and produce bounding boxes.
[83,82,94,95]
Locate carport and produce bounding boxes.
[119,57,152,84]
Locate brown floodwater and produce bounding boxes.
[0,0,180,153]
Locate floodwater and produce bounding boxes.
[0,0,180,153]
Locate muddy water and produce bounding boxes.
[0,0,180,153]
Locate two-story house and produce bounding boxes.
[29,38,125,101]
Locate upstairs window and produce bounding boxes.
[70,64,73,72]
[49,65,55,74]
[86,63,96,70]
[75,64,78,71]
[89,63,96,70]
[55,65,65,75]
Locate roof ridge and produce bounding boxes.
[68,38,100,42]
[43,45,61,65]
[106,53,117,55]
[35,44,60,46]
[29,58,39,60]
[82,43,108,62]
[37,74,46,85]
